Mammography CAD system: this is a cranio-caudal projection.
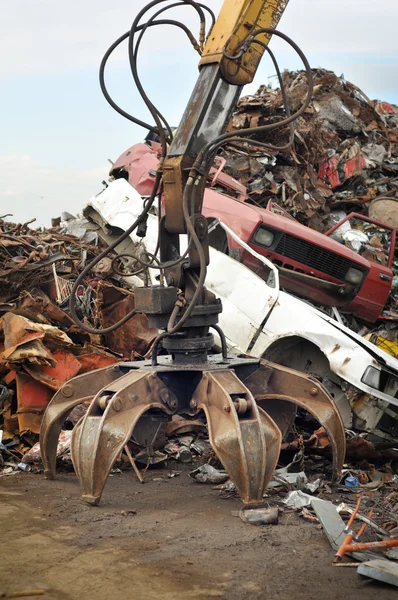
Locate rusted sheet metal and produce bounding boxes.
[2,313,46,353]
[16,289,82,334]
[16,372,54,433]
[74,350,118,374]
[98,281,158,357]
[2,313,72,365]
[3,369,16,385]
[25,348,82,390]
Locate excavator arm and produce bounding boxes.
[41,0,346,509]
[163,0,290,233]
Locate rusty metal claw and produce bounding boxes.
[71,370,176,505]
[192,370,280,505]
[244,359,346,481]
[40,364,126,479]
[257,407,283,490]
[41,355,346,509]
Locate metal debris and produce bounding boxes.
[189,464,229,484]
[0,216,158,471]
[221,69,398,322]
[239,506,279,526]
[357,559,398,588]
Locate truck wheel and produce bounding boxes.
[263,337,351,427]
[263,337,333,382]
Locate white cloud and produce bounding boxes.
[0,0,222,75]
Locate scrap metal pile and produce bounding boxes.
[221,68,398,319]
[0,215,156,467]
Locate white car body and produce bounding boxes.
[85,179,398,439]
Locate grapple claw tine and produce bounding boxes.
[193,370,276,505]
[40,365,126,479]
[257,407,282,488]
[242,364,297,439]
[70,415,84,482]
[254,360,346,480]
[71,370,176,505]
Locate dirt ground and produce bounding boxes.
[1,467,396,600]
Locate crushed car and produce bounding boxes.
[109,140,396,323]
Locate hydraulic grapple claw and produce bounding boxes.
[44,355,346,509]
[40,364,127,479]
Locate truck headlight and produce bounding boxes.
[345,267,364,285]
[253,227,275,248]
[361,365,381,389]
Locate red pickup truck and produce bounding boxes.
[110,141,396,323]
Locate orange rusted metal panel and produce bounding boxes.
[98,282,157,358]
[25,348,82,390]
[16,372,54,433]
[77,353,117,374]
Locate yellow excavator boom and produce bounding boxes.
[200,0,290,84]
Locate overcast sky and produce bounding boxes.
[1,0,397,226]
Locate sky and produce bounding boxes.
[1,0,398,226]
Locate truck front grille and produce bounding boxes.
[274,233,357,281]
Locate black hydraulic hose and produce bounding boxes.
[100,19,199,138]
[211,324,228,360]
[99,1,213,136]
[197,29,314,170]
[127,0,212,154]
[100,30,155,133]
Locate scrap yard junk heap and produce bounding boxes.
[222,68,398,233]
[0,216,157,456]
[113,69,398,327]
[210,68,398,322]
[217,68,398,322]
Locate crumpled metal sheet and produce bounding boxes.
[16,289,82,334]
[72,343,119,373]
[1,313,73,366]
[25,348,82,390]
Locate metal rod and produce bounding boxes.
[344,538,398,552]
[124,444,144,484]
